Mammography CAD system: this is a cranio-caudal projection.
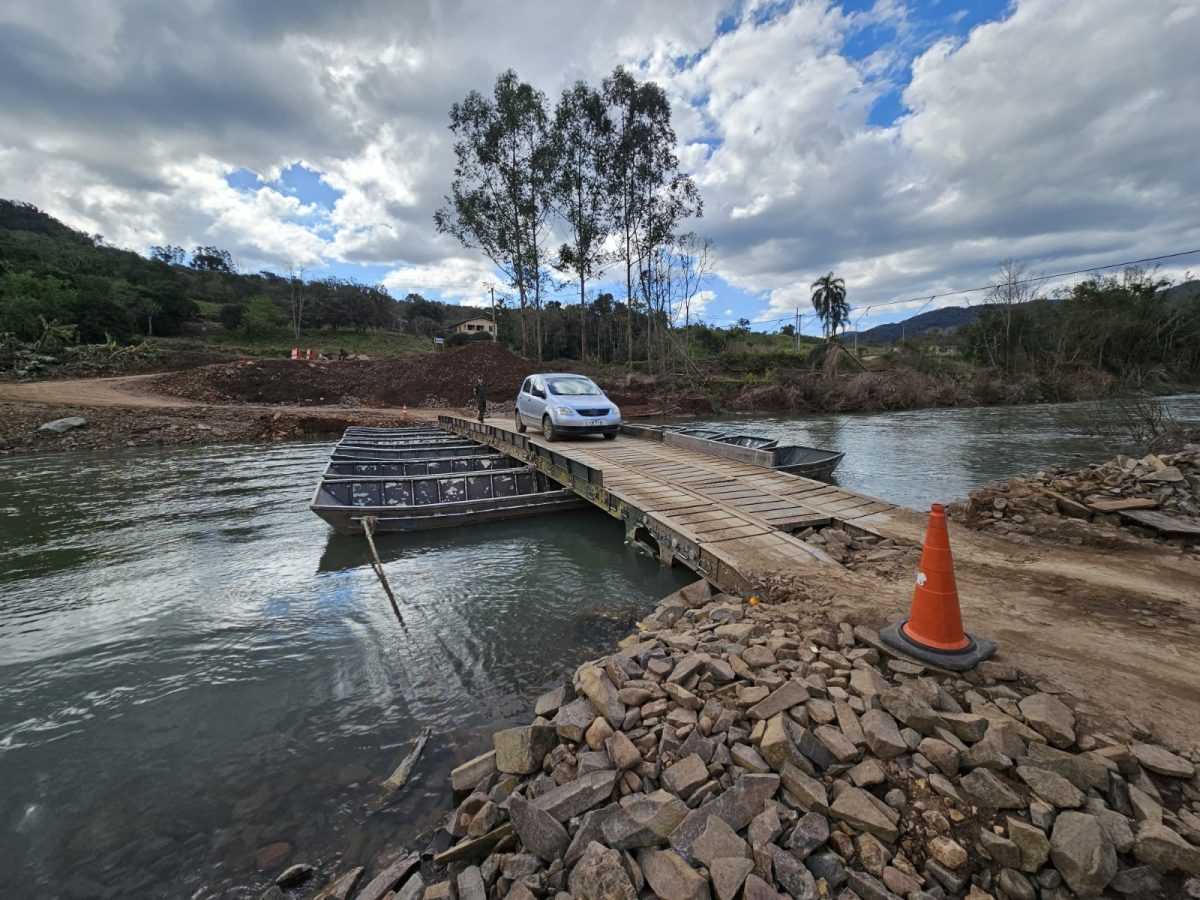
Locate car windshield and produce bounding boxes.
[546,377,601,396]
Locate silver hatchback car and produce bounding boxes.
[514,373,621,441]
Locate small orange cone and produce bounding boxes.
[880,503,996,670]
[402,404,409,422]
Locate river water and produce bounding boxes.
[0,444,692,898]
[2,394,1198,897]
[684,393,1200,510]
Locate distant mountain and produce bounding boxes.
[843,304,987,344]
[1161,279,1200,305]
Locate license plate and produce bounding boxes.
[588,418,602,425]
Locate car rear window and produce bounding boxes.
[546,377,599,396]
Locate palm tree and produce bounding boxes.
[810,272,848,339]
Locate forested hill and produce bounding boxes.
[842,304,986,344]
[0,199,480,344]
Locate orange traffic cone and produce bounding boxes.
[880,503,996,671]
[402,405,409,422]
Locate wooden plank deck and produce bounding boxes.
[439,416,904,596]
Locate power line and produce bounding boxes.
[695,247,1200,329]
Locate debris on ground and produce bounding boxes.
[0,402,416,455]
[151,343,540,408]
[954,446,1200,548]
[302,584,1200,899]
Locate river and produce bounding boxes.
[0,444,692,898]
[683,393,1200,510]
[2,394,1197,897]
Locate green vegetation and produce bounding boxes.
[436,67,703,368]
[962,265,1200,386]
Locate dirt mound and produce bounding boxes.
[151,343,537,408]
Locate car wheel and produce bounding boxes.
[514,409,526,433]
[542,416,557,442]
[603,431,617,440]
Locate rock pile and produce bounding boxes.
[956,447,1200,546]
[312,581,1200,900]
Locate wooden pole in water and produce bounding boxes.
[361,516,406,628]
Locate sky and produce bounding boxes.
[2,0,1198,333]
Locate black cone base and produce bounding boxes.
[880,618,998,672]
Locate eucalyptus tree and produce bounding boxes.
[603,66,702,367]
[435,70,555,359]
[550,81,613,361]
[810,271,848,339]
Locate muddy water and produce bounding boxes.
[0,443,693,898]
[683,393,1200,509]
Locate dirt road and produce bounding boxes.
[827,507,1200,753]
[0,375,446,454]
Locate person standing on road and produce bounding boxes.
[473,376,487,423]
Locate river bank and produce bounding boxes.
[277,581,1200,900]
[6,338,1195,458]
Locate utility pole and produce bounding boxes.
[794,309,799,351]
[489,284,496,341]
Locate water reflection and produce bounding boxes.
[681,394,1200,509]
[0,442,693,898]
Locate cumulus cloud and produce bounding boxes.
[0,0,1196,321]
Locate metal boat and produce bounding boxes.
[312,427,585,532]
[714,433,779,450]
[323,452,508,478]
[771,445,845,480]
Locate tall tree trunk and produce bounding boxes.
[579,273,587,362]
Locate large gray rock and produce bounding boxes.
[601,790,688,849]
[1006,817,1050,872]
[880,686,942,733]
[662,754,710,800]
[578,664,625,727]
[456,865,486,900]
[780,762,828,812]
[532,769,618,821]
[1025,741,1109,790]
[710,858,754,900]
[692,816,751,868]
[814,724,860,763]
[829,787,899,843]
[860,709,907,758]
[1050,812,1118,896]
[1134,822,1200,875]
[960,768,1025,809]
[980,830,1021,869]
[765,844,819,899]
[451,751,496,792]
[535,684,569,717]
[637,848,711,900]
[747,681,809,720]
[605,731,641,771]
[568,841,637,900]
[494,725,556,775]
[507,793,569,862]
[39,416,87,433]
[670,773,780,861]
[553,696,599,742]
[787,811,830,860]
[312,867,363,900]
[845,869,901,900]
[1018,693,1075,749]
[354,853,419,900]
[1016,764,1085,809]
[1131,743,1196,779]
[742,874,785,900]
[760,713,810,772]
[565,804,619,866]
